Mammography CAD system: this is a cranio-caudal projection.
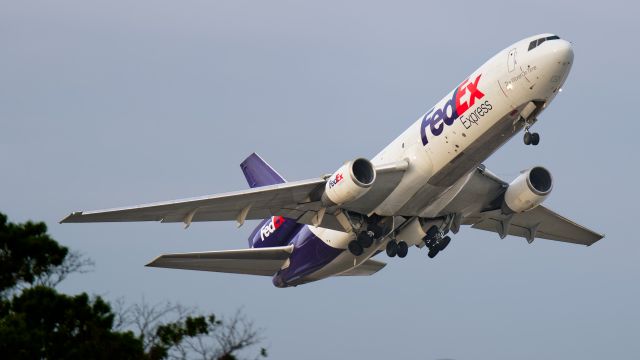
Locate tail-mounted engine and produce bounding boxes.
[322,158,376,206]
[503,166,553,213]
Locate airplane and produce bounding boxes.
[62,33,604,288]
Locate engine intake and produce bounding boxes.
[322,158,376,206]
[503,166,553,213]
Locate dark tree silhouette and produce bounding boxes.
[0,212,267,360]
[0,286,143,359]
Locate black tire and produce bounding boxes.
[386,241,398,257]
[348,240,364,256]
[428,248,439,258]
[357,232,374,248]
[523,132,532,145]
[531,132,540,145]
[425,225,439,240]
[396,241,409,258]
[438,236,451,251]
[368,223,384,238]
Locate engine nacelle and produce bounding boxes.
[503,166,553,213]
[322,158,376,206]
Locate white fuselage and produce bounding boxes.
[300,34,574,283]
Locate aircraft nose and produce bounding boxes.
[548,39,574,83]
[551,39,574,64]
[535,38,574,91]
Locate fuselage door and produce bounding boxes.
[507,48,517,72]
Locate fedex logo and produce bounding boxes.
[420,74,485,145]
[328,172,344,188]
[260,216,285,240]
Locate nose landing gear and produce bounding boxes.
[523,129,540,146]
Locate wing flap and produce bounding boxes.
[146,245,294,276]
[471,206,604,246]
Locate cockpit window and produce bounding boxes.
[528,35,561,51]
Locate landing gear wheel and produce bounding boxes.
[396,241,409,258]
[357,232,374,248]
[428,248,439,258]
[438,236,451,251]
[531,132,540,145]
[523,131,532,145]
[386,241,398,257]
[368,224,384,238]
[348,240,364,256]
[425,225,439,240]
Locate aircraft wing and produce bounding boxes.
[146,245,294,276]
[61,178,325,224]
[469,206,603,245]
[455,166,604,246]
[60,161,409,232]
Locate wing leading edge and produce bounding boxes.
[60,161,409,232]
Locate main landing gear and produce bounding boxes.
[422,225,452,258]
[347,231,375,256]
[347,215,392,256]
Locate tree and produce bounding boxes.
[0,213,93,297]
[0,286,143,359]
[0,212,267,360]
[115,299,267,360]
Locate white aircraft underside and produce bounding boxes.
[62,34,603,287]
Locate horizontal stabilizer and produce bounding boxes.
[146,245,293,276]
[338,259,386,276]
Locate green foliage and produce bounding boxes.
[0,213,68,294]
[0,286,143,359]
[0,212,267,360]
[147,315,215,360]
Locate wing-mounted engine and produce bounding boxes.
[321,158,376,206]
[503,166,553,213]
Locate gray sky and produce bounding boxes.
[1,1,638,359]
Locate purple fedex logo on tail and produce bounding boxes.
[421,74,485,145]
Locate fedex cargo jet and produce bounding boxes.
[62,34,603,287]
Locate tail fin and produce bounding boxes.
[241,153,299,249]
[240,153,286,188]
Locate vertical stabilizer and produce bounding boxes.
[240,153,286,188]
[241,153,300,248]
